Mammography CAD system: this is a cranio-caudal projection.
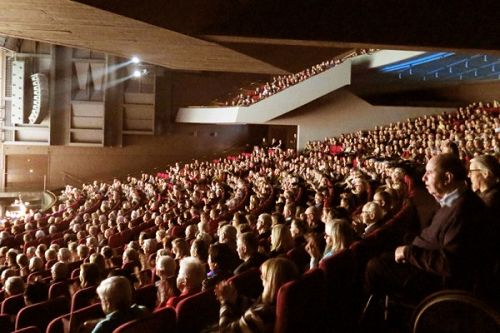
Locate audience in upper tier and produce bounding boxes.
[0,101,498,332]
[214,49,376,107]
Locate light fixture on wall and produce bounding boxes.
[131,56,141,64]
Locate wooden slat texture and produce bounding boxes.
[0,0,286,74]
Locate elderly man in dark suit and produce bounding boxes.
[365,153,492,300]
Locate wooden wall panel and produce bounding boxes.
[5,154,48,191]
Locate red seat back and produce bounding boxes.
[319,248,359,332]
[227,268,263,300]
[1,294,25,316]
[112,306,175,333]
[11,326,41,333]
[133,284,157,311]
[275,268,326,333]
[71,286,97,313]
[176,289,219,333]
[15,296,70,332]
[0,313,13,333]
[48,281,70,299]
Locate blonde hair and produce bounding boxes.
[261,258,298,304]
[325,219,355,253]
[270,224,293,253]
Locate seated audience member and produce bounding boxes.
[203,243,235,291]
[219,225,238,251]
[100,246,115,269]
[72,262,101,297]
[307,219,356,269]
[24,280,49,305]
[28,256,44,275]
[1,268,17,289]
[4,276,25,297]
[166,257,205,308]
[269,224,294,258]
[58,248,72,264]
[289,219,307,247]
[155,255,178,308]
[372,189,394,221]
[121,248,141,286]
[468,154,500,213]
[190,238,209,264]
[234,232,267,275]
[16,253,30,278]
[304,206,324,234]
[215,258,299,333]
[89,253,108,282]
[365,154,492,301]
[51,262,69,283]
[256,213,272,242]
[77,245,90,262]
[45,248,58,269]
[91,276,148,333]
[359,201,384,238]
[171,238,190,261]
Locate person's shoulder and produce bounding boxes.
[91,317,114,333]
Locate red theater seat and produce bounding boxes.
[112,306,176,333]
[227,267,263,300]
[274,268,326,333]
[176,289,219,333]
[15,296,69,332]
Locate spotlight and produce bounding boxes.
[131,56,140,64]
[133,70,142,78]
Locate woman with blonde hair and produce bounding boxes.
[215,257,299,333]
[306,218,356,269]
[269,224,294,257]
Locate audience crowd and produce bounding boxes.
[215,49,376,107]
[0,101,498,333]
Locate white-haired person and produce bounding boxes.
[91,276,148,333]
[214,257,299,333]
[164,256,205,308]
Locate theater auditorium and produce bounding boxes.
[0,1,498,333]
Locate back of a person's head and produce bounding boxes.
[58,248,71,262]
[101,246,114,259]
[123,248,140,264]
[80,262,100,287]
[156,255,176,278]
[29,256,44,271]
[5,276,25,296]
[238,232,258,255]
[96,276,132,313]
[51,262,69,281]
[178,257,205,290]
[1,268,17,284]
[219,225,237,244]
[190,238,209,262]
[208,243,233,271]
[435,153,467,182]
[261,257,299,304]
[24,280,48,305]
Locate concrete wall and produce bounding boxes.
[268,88,454,150]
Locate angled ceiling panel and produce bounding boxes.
[0,0,287,74]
